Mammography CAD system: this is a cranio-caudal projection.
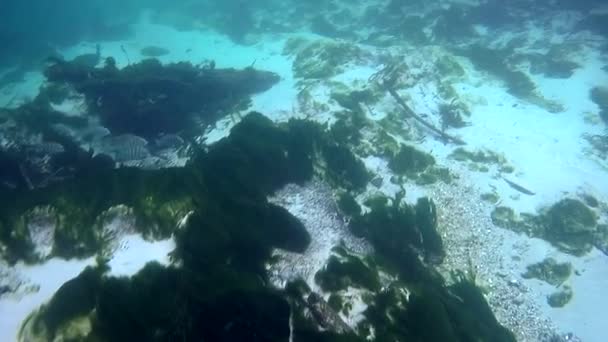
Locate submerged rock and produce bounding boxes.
[544,198,597,255]
[522,258,572,286]
[547,286,573,308]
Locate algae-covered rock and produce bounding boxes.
[544,198,597,255]
[522,258,572,286]
[547,286,573,308]
[388,144,436,175]
[492,199,601,256]
[590,86,608,124]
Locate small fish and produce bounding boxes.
[26,142,65,155]
[503,177,535,196]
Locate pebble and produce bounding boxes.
[430,166,564,342]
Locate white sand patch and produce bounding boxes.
[107,234,174,277]
[0,228,174,341]
[268,181,371,290]
[0,258,94,342]
[503,239,608,342]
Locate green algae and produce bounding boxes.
[590,86,608,123]
[491,198,604,256]
[315,250,381,292]
[389,144,436,175]
[522,258,572,286]
[547,286,573,308]
[285,38,364,80]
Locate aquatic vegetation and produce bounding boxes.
[360,273,515,342]
[456,43,566,112]
[321,141,371,192]
[522,257,572,286]
[7,106,517,340]
[491,198,606,256]
[139,45,170,57]
[543,198,598,255]
[389,144,436,175]
[436,55,466,78]
[590,86,608,124]
[439,101,468,129]
[285,38,364,80]
[43,56,280,138]
[315,248,380,292]
[337,192,361,217]
[449,147,514,173]
[350,191,445,269]
[415,197,445,263]
[480,192,500,204]
[432,6,477,43]
[386,144,452,185]
[528,53,581,79]
[547,286,573,308]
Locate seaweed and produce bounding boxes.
[491,199,605,256]
[457,44,538,100]
[547,286,573,308]
[522,258,572,286]
[321,142,371,191]
[314,253,380,292]
[140,46,170,57]
[42,57,280,138]
[590,86,608,124]
[349,192,443,285]
[388,144,436,175]
[415,197,445,263]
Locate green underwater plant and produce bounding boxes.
[4,89,515,341]
[522,257,572,286]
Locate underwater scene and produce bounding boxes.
[1,0,607,341]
